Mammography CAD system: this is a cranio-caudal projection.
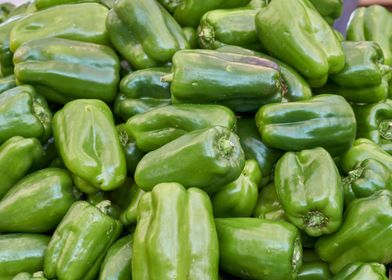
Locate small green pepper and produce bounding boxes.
[309,0,343,25]
[297,262,332,280]
[331,262,388,280]
[252,183,287,221]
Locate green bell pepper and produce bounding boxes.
[275,147,343,237]
[114,67,172,121]
[236,118,282,186]
[53,99,127,193]
[0,75,15,93]
[255,94,357,157]
[167,49,284,112]
[125,104,236,152]
[0,85,52,144]
[197,7,262,51]
[215,218,302,280]
[255,0,344,87]
[331,262,388,280]
[0,234,50,280]
[44,200,123,280]
[0,168,80,233]
[99,234,133,280]
[35,0,99,10]
[12,271,48,280]
[13,37,120,103]
[134,126,245,193]
[211,159,261,218]
[297,262,332,280]
[309,0,343,25]
[132,183,219,280]
[0,3,15,23]
[0,136,44,199]
[316,190,392,274]
[9,3,109,52]
[253,183,287,221]
[107,0,188,70]
[182,27,197,49]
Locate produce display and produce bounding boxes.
[1,0,392,279]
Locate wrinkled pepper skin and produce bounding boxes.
[99,234,133,280]
[236,118,282,186]
[169,49,284,112]
[125,104,236,152]
[211,159,261,218]
[197,8,262,51]
[12,271,48,280]
[297,262,332,280]
[215,218,302,280]
[9,3,109,52]
[347,5,392,66]
[53,99,127,193]
[343,159,392,206]
[0,234,50,280]
[316,190,392,274]
[255,0,345,87]
[108,0,188,69]
[331,262,388,280]
[217,45,313,102]
[353,101,392,154]
[252,183,287,221]
[0,136,44,199]
[275,147,343,237]
[114,67,172,121]
[0,168,79,233]
[132,183,219,280]
[44,200,123,280]
[255,95,357,157]
[14,37,120,103]
[309,0,343,25]
[0,85,52,144]
[0,75,15,93]
[135,126,245,193]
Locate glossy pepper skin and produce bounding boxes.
[125,104,236,152]
[0,168,80,233]
[117,182,144,226]
[0,75,16,93]
[9,3,109,52]
[14,37,120,103]
[215,218,302,280]
[53,99,127,193]
[12,271,48,280]
[297,262,332,280]
[114,67,172,121]
[134,126,245,193]
[211,159,261,218]
[255,94,357,157]
[309,0,343,25]
[197,8,262,51]
[236,118,282,186]
[316,190,392,274]
[255,0,344,87]
[108,0,188,70]
[132,183,219,280]
[182,27,197,49]
[0,234,50,280]
[44,200,123,280]
[331,262,388,280]
[0,85,52,144]
[252,183,287,221]
[0,136,44,199]
[168,49,284,112]
[99,234,133,280]
[343,159,392,206]
[275,147,343,236]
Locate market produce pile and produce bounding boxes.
[1,0,392,279]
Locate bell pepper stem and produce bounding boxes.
[160,73,174,83]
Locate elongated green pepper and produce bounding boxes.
[53,99,126,193]
[309,0,343,25]
[253,183,287,221]
[168,49,284,112]
[132,183,219,280]
[125,104,236,151]
[14,37,120,103]
[331,262,388,280]
[44,200,122,280]
[134,126,245,193]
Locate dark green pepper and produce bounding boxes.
[0,3,15,23]
[255,0,344,87]
[113,67,172,121]
[12,271,48,280]
[182,27,197,49]
[35,0,100,9]
[316,190,392,274]
[331,262,388,280]
[14,37,120,103]
[211,159,261,218]
[215,218,302,280]
[133,183,219,280]
[116,182,144,226]
[53,99,126,193]
[0,75,15,93]
[134,126,245,193]
[297,262,332,280]
[253,183,287,221]
[309,0,343,25]
[44,200,123,280]
[125,104,236,152]
[168,49,284,112]
[255,94,357,157]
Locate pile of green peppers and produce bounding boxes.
[0,0,392,279]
